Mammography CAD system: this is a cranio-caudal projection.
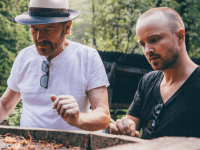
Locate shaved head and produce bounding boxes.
[137,7,185,34]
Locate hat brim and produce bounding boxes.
[15,9,80,25]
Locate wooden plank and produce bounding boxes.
[99,137,200,150]
[0,126,145,150]
[0,125,90,150]
[90,132,146,150]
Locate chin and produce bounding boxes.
[152,64,171,71]
[151,63,165,71]
[36,49,48,56]
[152,66,162,71]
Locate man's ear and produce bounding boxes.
[176,28,185,43]
[64,20,72,35]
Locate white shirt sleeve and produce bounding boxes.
[7,53,21,92]
[87,50,109,91]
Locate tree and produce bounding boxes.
[85,0,147,53]
[0,0,32,94]
[85,0,200,58]
[0,0,32,126]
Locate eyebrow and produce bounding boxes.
[30,25,59,28]
[146,34,161,40]
[137,33,162,44]
[45,25,57,28]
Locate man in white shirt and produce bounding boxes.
[0,0,110,131]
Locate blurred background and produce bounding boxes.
[0,0,200,126]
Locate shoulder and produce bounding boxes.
[68,41,98,56]
[142,70,162,84]
[17,45,39,61]
[138,70,162,91]
[14,45,43,70]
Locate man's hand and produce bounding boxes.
[109,117,140,137]
[50,94,80,127]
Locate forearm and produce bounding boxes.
[52,86,110,131]
[0,101,10,123]
[0,88,21,123]
[77,107,110,131]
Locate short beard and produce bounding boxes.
[153,40,179,70]
[35,29,66,57]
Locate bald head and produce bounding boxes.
[137,7,184,34]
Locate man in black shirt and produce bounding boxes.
[110,7,199,139]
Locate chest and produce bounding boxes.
[141,77,200,123]
[17,60,88,105]
[160,82,184,104]
[141,87,200,136]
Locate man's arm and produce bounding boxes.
[84,85,110,130]
[0,87,21,123]
[51,85,110,131]
[109,115,140,137]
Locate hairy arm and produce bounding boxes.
[0,87,21,123]
[51,85,110,131]
[78,85,110,131]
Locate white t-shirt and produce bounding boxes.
[7,41,109,130]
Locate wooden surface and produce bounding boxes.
[0,125,90,149]
[90,132,146,150]
[99,137,200,150]
[0,126,144,150]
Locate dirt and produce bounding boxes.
[0,134,83,150]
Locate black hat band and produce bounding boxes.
[28,7,70,17]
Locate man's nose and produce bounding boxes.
[36,30,46,42]
[144,45,154,55]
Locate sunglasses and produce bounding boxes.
[40,60,51,89]
[147,103,163,135]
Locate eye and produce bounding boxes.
[45,28,53,32]
[139,42,145,47]
[149,37,159,43]
[31,28,38,31]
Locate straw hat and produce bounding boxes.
[15,0,80,25]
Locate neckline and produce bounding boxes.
[156,66,199,106]
[51,40,72,62]
[36,40,73,62]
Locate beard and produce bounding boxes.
[35,40,54,54]
[151,40,179,71]
[35,30,65,57]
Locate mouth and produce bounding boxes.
[36,41,52,47]
[37,44,49,47]
[149,56,159,62]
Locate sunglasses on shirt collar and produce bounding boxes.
[147,103,163,135]
[40,60,51,89]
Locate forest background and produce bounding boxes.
[0,0,200,126]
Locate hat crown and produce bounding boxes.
[15,0,80,25]
[29,0,69,9]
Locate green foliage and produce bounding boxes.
[0,0,32,126]
[0,0,32,95]
[85,0,200,57]
[85,0,149,53]
[69,0,92,43]
[176,0,200,58]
